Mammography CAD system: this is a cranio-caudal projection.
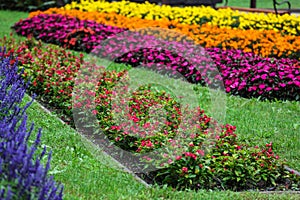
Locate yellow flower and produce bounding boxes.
[60,0,300,35]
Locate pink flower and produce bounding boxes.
[146,140,153,148]
[287,74,294,79]
[196,149,205,156]
[131,115,139,123]
[141,140,146,147]
[184,152,197,160]
[143,122,150,128]
[91,109,98,115]
[111,126,121,131]
[248,86,257,91]
[266,142,272,147]
[143,156,152,161]
[175,156,182,160]
[259,84,265,89]
[261,74,267,80]
[279,83,286,87]
[182,167,188,173]
[266,87,272,91]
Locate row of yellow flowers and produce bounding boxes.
[30,8,300,59]
[63,0,300,36]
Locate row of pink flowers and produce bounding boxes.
[13,14,126,52]
[12,14,300,101]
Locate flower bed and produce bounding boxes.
[76,69,300,191]
[28,9,300,59]
[0,36,87,123]
[63,0,300,35]
[2,37,299,191]
[4,0,300,193]
[208,48,300,100]
[13,14,126,52]
[0,49,63,199]
[97,33,300,100]
[11,16,300,101]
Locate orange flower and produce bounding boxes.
[29,8,300,59]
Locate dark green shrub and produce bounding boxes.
[0,0,71,11]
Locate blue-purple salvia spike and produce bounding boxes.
[0,48,64,199]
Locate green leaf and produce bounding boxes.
[189,174,196,178]
[234,170,241,176]
[271,178,276,186]
[262,174,267,181]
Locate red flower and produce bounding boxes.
[92,110,98,115]
[56,70,63,75]
[266,142,272,147]
[131,115,139,123]
[196,149,205,156]
[175,156,182,160]
[185,152,197,160]
[146,140,153,148]
[182,167,188,173]
[189,143,194,147]
[69,38,76,46]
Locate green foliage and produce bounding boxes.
[87,65,300,191]
[1,9,300,199]
[152,134,300,191]
[0,0,71,11]
[0,35,84,122]
[1,35,299,192]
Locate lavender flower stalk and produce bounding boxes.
[0,48,63,200]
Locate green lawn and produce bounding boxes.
[1,9,300,200]
[24,95,300,200]
[217,0,300,9]
[0,10,28,38]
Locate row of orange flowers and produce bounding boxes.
[63,0,300,36]
[29,8,300,59]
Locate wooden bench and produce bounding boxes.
[219,0,291,15]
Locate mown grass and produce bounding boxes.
[106,53,300,172]
[1,9,300,200]
[24,95,300,200]
[0,10,27,38]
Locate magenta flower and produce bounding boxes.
[12,13,300,101]
[259,84,266,89]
